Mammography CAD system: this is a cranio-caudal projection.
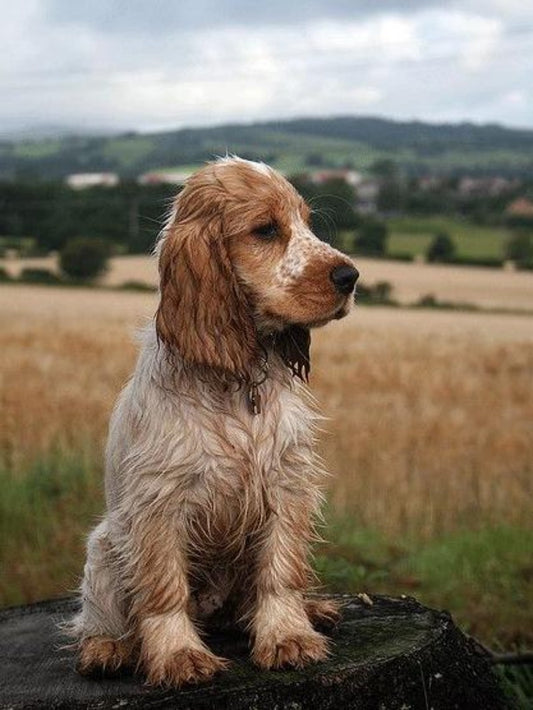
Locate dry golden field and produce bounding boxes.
[2,283,532,536]
[2,282,533,647]
[2,253,533,311]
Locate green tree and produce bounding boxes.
[354,218,388,256]
[369,159,399,179]
[289,176,359,247]
[60,238,109,281]
[506,230,533,266]
[427,232,456,263]
[377,179,404,213]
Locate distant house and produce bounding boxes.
[355,180,380,214]
[418,176,444,191]
[458,176,518,198]
[505,197,533,219]
[138,170,194,186]
[308,169,363,187]
[66,172,119,189]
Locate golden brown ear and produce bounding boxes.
[273,326,311,382]
[155,216,258,379]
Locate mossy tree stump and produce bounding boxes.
[0,595,508,709]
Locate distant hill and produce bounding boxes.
[1,115,533,180]
[0,124,114,141]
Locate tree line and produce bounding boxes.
[0,181,174,255]
[1,175,532,269]
[0,177,368,256]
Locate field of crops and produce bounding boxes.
[2,251,533,312]
[1,281,532,653]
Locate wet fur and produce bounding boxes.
[69,157,353,687]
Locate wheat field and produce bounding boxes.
[3,253,533,311]
[2,283,533,644]
[2,283,532,536]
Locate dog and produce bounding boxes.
[70,156,359,687]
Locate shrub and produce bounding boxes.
[117,280,157,292]
[355,218,388,256]
[60,238,109,282]
[0,267,13,282]
[427,232,456,263]
[356,280,394,305]
[19,268,61,284]
[448,256,503,268]
[506,231,533,267]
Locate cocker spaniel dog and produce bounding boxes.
[70,156,359,687]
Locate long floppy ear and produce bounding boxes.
[273,325,311,382]
[155,215,258,379]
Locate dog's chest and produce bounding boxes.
[213,380,312,469]
[183,379,314,536]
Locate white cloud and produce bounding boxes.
[0,1,532,131]
[503,90,527,106]
[439,12,502,71]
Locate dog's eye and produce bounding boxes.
[253,222,278,240]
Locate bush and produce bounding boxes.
[18,268,61,284]
[0,267,13,282]
[427,232,456,263]
[355,218,388,256]
[117,280,157,292]
[506,231,533,266]
[448,255,503,268]
[356,280,394,305]
[60,238,109,282]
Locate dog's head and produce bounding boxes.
[156,157,358,381]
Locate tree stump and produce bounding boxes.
[0,595,509,709]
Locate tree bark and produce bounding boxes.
[0,594,509,709]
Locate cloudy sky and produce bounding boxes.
[2,0,533,134]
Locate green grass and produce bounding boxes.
[497,665,533,709]
[148,163,204,173]
[12,139,62,159]
[388,216,509,259]
[103,136,155,168]
[0,450,104,607]
[316,524,533,707]
[4,118,533,181]
[2,452,531,649]
[2,452,531,702]
[317,517,533,648]
[2,450,531,703]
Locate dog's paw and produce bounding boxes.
[253,630,330,670]
[144,648,229,687]
[76,635,135,676]
[305,597,342,630]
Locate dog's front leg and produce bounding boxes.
[250,488,330,670]
[121,505,228,687]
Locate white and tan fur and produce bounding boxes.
[69,157,358,687]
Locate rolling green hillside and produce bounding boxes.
[1,116,533,180]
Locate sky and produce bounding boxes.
[2,0,533,135]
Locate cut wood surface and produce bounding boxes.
[0,595,508,709]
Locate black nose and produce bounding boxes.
[330,264,359,295]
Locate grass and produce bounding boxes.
[388,215,508,259]
[317,519,533,646]
[1,447,532,650]
[0,451,102,606]
[498,666,533,709]
[7,122,533,180]
[103,136,156,168]
[12,139,62,159]
[317,520,533,706]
